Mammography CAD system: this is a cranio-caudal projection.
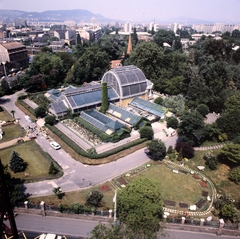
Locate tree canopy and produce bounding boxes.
[117,177,163,238]
[178,111,206,146]
[146,139,166,160]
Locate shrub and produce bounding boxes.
[48,162,60,175]
[229,167,240,183]
[86,190,103,207]
[167,145,173,154]
[204,151,218,170]
[139,126,154,140]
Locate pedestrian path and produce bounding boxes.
[194,143,226,151]
[0,135,30,149]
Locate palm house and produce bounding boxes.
[101,65,150,106]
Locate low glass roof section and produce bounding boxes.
[130,97,168,117]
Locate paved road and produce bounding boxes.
[5,213,239,239]
[0,91,177,197]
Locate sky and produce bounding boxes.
[0,0,240,23]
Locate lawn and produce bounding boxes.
[0,140,61,182]
[1,124,26,142]
[185,149,240,199]
[0,108,13,121]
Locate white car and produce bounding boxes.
[50,141,61,150]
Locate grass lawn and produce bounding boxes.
[1,124,26,143]
[0,109,13,121]
[185,150,240,199]
[0,140,61,182]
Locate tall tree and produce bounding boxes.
[153,29,175,47]
[9,151,27,173]
[128,41,164,81]
[76,45,110,83]
[117,177,163,239]
[100,82,108,114]
[178,111,206,146]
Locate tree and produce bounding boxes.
[76,45,110,83]
[139,126,154,140]
[128,41,164,82]
[100,82,108,114]
[9,151,27,173]
[175,142,195,159]
[34,106,46,118]
[48,162,59,175]
[166,117,179,129]
[117,177,163,239]
[221,144,240,164]
[86,190,103,207]
[178,111,206,146]
[1,79,10,95]
[10,110,15,119]
[45,115,56,125]
[153,29,175,47]
[90,223,126,239]
[196,104,209,117]
[163,94,185,116]
[229,167,240,183]
[146,139,166,160]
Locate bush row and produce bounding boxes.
[17,97,36,118]
[46,124,147,159]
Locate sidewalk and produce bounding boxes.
[0,135,30,149]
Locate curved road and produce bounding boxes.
[1,91,178,197]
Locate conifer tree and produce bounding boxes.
[9,151,27,173]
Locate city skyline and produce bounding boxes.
[0,0,240,23]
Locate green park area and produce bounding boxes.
[0,140,61,182]
[30,161,212,213]
[186,149,240,200]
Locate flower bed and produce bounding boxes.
[199,181,207,188]
[193,174,201,179]
[117,177,127,185]
[99,184,111,192]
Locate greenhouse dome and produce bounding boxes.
[101,65,147,99]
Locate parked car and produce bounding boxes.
[50,141,61,150]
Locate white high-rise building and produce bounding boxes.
[173,23,179,33]
[124,22,132,33]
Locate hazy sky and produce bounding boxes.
[0,0,240,23]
